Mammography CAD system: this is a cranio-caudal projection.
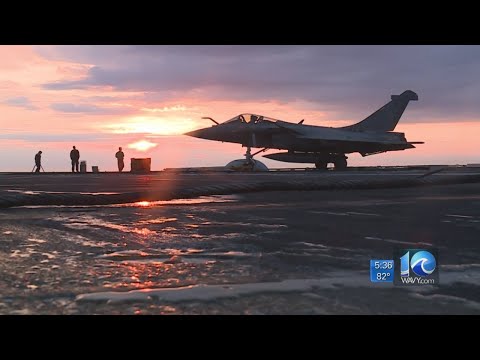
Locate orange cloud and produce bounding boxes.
[104,115,199,136]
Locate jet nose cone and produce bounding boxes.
[184,129,201,137]
[185,128,207,138]
[184,127,216,140]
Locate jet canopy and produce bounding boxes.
[224,113,278,124]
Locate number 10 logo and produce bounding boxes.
[400,250,436,277]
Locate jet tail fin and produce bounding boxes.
[341,90,418,132]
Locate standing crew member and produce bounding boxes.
[115,147,125,172]
[70,146,80,173]
[34,151,42,172]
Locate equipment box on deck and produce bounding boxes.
[131,158,151,173]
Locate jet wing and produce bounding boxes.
[274,120,304,134]
[275,120,345,140]
[275,121,338,139]
[275,120,415,147]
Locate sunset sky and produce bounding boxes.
[1,45,480,172]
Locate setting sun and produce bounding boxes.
[128,140,157,152]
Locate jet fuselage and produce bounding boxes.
[186,117,415,155]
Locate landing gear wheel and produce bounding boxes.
[334,158,347,171]
[315,161,328,170]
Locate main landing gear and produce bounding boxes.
[315,154,348,171]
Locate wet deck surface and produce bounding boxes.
[0,171,479,314]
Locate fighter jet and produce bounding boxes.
[185,90,423,170]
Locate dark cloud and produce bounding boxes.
[85,95,134,102]
[44,82,88,91]
[40,45,480,122]
[50,103,134,115]
[4,96,38,110]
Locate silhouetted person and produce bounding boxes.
[70,146,80,172]
[115,147,125,172]
[34,151,42,172]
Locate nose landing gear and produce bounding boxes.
[225,146,269,172]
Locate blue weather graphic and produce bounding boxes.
[410,251,436,276]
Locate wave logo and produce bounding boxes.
[400,250,436,277]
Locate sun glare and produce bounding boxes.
[136,201,152,207]
[128,140,158,152]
